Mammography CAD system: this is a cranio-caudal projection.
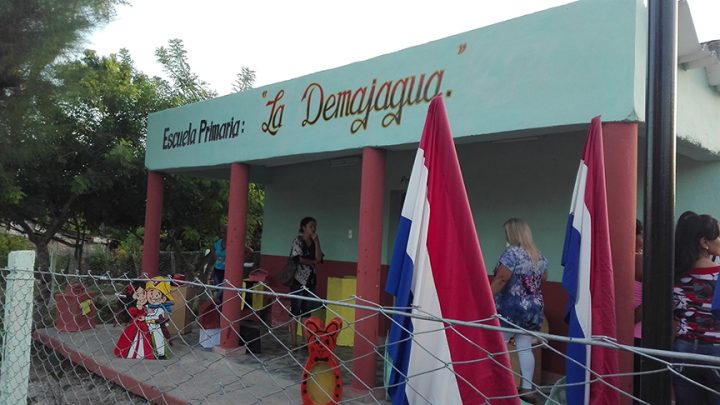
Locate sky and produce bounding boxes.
[87,0,720,96]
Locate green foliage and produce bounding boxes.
[0,28,264,277]
[0,0,124,273]
[0,232,34,267]
[154,38,217,104]
[246,183,265,250]
[0,0,120,104]
[53,254,70,273]
[152,39,263,253]
[163,174,229,251]
[0,50,165,243]
[86,246,109,272]
[232,67,256,93]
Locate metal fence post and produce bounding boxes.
[0,250,36,405]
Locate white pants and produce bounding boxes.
[148,324,166,358]
[504,332,535,390]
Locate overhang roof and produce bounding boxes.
[678,0,720,90]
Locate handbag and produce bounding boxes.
[278,250,297,287]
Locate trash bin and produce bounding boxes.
[54,283,97,332]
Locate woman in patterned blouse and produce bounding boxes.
[490,218,548,403]
[288,216,324,348]
[672,212,720,403]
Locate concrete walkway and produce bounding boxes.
[34,325,389,405]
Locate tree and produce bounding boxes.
[0,0,120,108]
[0,232,34,267]
[0,0,126,271]
[0,0,124,258]
[0,45,166,323]
[232,67,256,93]
[154,38,217,103]
[150,39,263,279]
[0,50,165,273]
[246,183,265,250]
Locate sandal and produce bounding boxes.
[518,388,538,404]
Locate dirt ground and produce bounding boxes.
[26,344,146,405]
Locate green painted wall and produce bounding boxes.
[461,134,584,282]
[636,149,720,223]
[632,0,648,121]
[677,157,720,218]
[262,131,720,283]
[146,0,642,172]
[261,159,362,262]
[677,67,720,155]
[262,131,586,282]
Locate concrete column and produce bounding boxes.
[219,163,250,350]
[351,147,386,391]
[0,250,36,404]
[142,171,164,278]
[602,122,638,404]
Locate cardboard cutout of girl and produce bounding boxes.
[144,277,174,359]
[114,286,155,359]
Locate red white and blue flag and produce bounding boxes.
[385,96,517,404]
[561,116,619,405]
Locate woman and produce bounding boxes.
[207,225,228,301]
[289,216,324,348]
[207,224,255,302]
[672,212,720,403]
[490,218,548,404]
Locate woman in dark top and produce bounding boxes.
[672,212,720,404]
[289,216,323,348]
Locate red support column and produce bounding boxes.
[352,147,386,392]
[602,122,638,404]
[141,171,164,278]
[219,163,250,350]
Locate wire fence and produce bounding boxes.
[1,252,719,404]
[49,249,210,280]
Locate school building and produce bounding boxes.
[140,0,720,393]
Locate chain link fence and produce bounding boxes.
[2,250,720,404]
[50,248,209,280]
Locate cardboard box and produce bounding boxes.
[167,285,197,335]
[199,328,220,349]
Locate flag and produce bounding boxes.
[385,96,517,405]
[561,116,619,405]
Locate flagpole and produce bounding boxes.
[641,0,677,403]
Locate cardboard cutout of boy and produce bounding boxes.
[144,277,174,359]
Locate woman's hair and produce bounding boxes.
[674,212,719,278]
[503,218,540,266]
[636,219,643,236]
[298,216,317,233]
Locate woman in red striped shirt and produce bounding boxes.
[672,212,720,404]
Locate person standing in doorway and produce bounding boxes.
[490,218,548,404]
[289,216,324,348]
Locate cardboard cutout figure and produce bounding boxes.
[301,317,343,405]
[114,286,155,359]
[144,277,174,359]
